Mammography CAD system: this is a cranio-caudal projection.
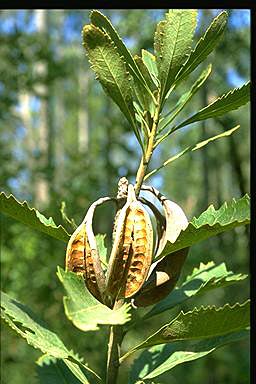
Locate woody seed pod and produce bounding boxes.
[106,184,153,302]
[133,187,189,307]
[65,198,109,304]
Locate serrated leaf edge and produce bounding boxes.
[0,192,70,240]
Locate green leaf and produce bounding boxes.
[141,49,159,88]
[154,9,198,102]
[156,194,250,259]
[36,355,91,384]
[0,192,70,242]
[129,330,249,382]
[82,24,144,150]
[174,81,250,131]
[95,233,108,267]
[122,300,250,359]
[158,64,212,133]
[90,10,154,99]
[133,55,155,114]
[175,11,228,85]
[57,267,131,331]
[0,291,101,382]
[144,261,248,319]
[147,125,240,179]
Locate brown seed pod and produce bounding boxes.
[133,247,189,307]
[133,186,189,307]
[106,185,153,302]
[65,222,86,275]
[65,198,110,304]
[156,198,189,257]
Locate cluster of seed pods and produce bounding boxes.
[65,181,189,308]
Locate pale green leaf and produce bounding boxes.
[57,267,131,331]
[141,49,159,88]
[129,330,249,382]
[147,125,240,179]
[174,81,250,131]
[144,261,247,319]
[156,194,250,259]
[90,10,154,99]
[82,24,144,150]
[0,192,70,242]
[134,55,155,114]
[0,291,101,382]
[158,64,212,133]
[122,300,250,360]
[175,11,228,85]
[154,9,198,102]
[95,233,108,268]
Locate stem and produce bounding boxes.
[106,97,161,381]
[134,95,161,195]
[106,301,124,384]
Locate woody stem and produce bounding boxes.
[134,95,161,196]
[106,301,124,384]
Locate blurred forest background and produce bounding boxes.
[0,9,250,384]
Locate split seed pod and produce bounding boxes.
[106,184,153,302]
[65,198,108,304]
[133,247,189,307]
[134,189,189,307]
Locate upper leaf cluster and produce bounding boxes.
[82,9,250,162]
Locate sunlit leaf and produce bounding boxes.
[95,233,108,267]
[156,194,250,259]
[158,64,212,133]
[173,81,250,131]
[90,10,154,98]
[141,49,159,88]
[57,267,131,332]
[154,9,197,102]
[0,192,70,242]
[122,300,250,360]
[134,55,155,115]
[0,291,101,382]
[82,24,144,150]
[175,11,228,85]
[147,125,240,179]
[144,261,248,319]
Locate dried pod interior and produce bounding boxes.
[65,222,86,275]
[65,199,109,304]
[106,185,153,302]
[133,247,189,307]
[132,185,190,307]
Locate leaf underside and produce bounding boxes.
[0,291,101,382]
[154,9,198,101]
[175,11,228,85]
[36,354,91,384]
[82,24,136,131]
[90,10,149,92]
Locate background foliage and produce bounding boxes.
[0,9,250,383]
